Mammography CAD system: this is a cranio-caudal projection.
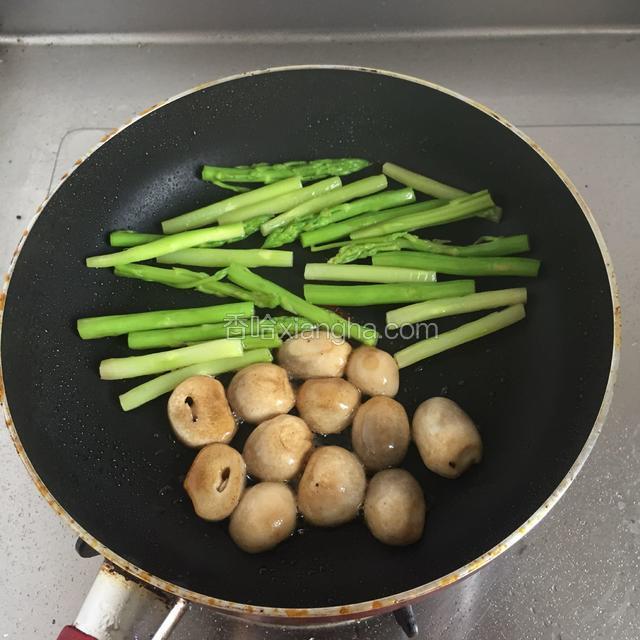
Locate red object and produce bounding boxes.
[57,626,97,640]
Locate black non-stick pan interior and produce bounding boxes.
[1,68,614,608]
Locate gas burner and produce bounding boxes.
[70,538,419,639]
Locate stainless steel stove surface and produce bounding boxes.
[1,2,640,638]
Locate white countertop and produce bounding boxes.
[1,32,639,639]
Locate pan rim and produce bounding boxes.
[0,64,621,620]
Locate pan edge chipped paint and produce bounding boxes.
[0,65,620,621]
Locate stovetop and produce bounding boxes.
[1,4,640,638]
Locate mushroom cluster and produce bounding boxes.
[174,330,483,553]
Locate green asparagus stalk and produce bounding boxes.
[300,199,446,248]
[350,191,494,240]
[206,180,250,193]
[114,263,213,288]
[77,301,253,339]
[241,214,273,237]
[202,159,370,185]
[86,224,245,268]
[110,231,166,247]
[305,188,416,229]
[261,175,388,235]
[109,215,271,248]
[127,315,314,350]
[113,264,279,308]
[387,288,527,326]
[372,252,541,277]
[304,263,436,283]
[107,229,233,251]
[303,280,475,307]
[310,238,375,252]
[217,177,342,224]
[241,335,283,350]
[403,234,529,257]
[394,304,526,368]
[309,206,501,251]
[329,233,530,264]
[161,177,302,234]
[99,338,243,380]
[383,162,467,199]
[156,248,293,268]
[261,188,415,249]
[227,265,378,345]
[476,206,503,223]
[119,348,273,411]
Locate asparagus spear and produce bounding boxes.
[383,162,467,199]
[161,177,302,234]
[127,315,314,350]
[372,252,541,277]
[304,188,415,230]
[227,265,378,345]
[109,215,271,248]
[300,199,446,248]
[350,191,494,240]
[113,264,279,308]
[304,263,436,283]
[157,248,293,268]
[217,177,342,224]
[77,301,254,339]
[261,175,388,235]
[303,280,475,307]
[329,234,530,264]
[110,231,167,248]
[387,288,527,326]
[309,206,502,250]
[394,304,526,368]
[202,159,370,185]
[240,335,283,350]
[206,180,250,193]
[476,205,503,223]
[86,223,245,268]
[403,233,529,257]
[119,348,273,411]
[99,338,243,380]
[310,238,376,252]
[262,188,415,249]
[239,214,273,237]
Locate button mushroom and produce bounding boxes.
[364,469,426,546]
[345,346,399,397]
[351,396,410,472]
[183,443,246,521]
[243,414,313,482]
[167,376,236,447]
[296,378,361,434]
[297,446,366,526]
[277,331,352,379]
[229,482,297,553]
[227,363,295,424]
[412,397,482,479]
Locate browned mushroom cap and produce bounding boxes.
[243,414,313,482]
[183,443,246,521]
[277,330,352,379]
[167,376,236,448]
[351,396,410,472]
[345,346,399,397]
[227,363,295,424]
[229,482,297,553]
[296,378,361,434]
[297,446,366,526]
[412,397,482,479]
[364,469,425,546]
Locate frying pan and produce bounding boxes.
[0,66,619,625]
